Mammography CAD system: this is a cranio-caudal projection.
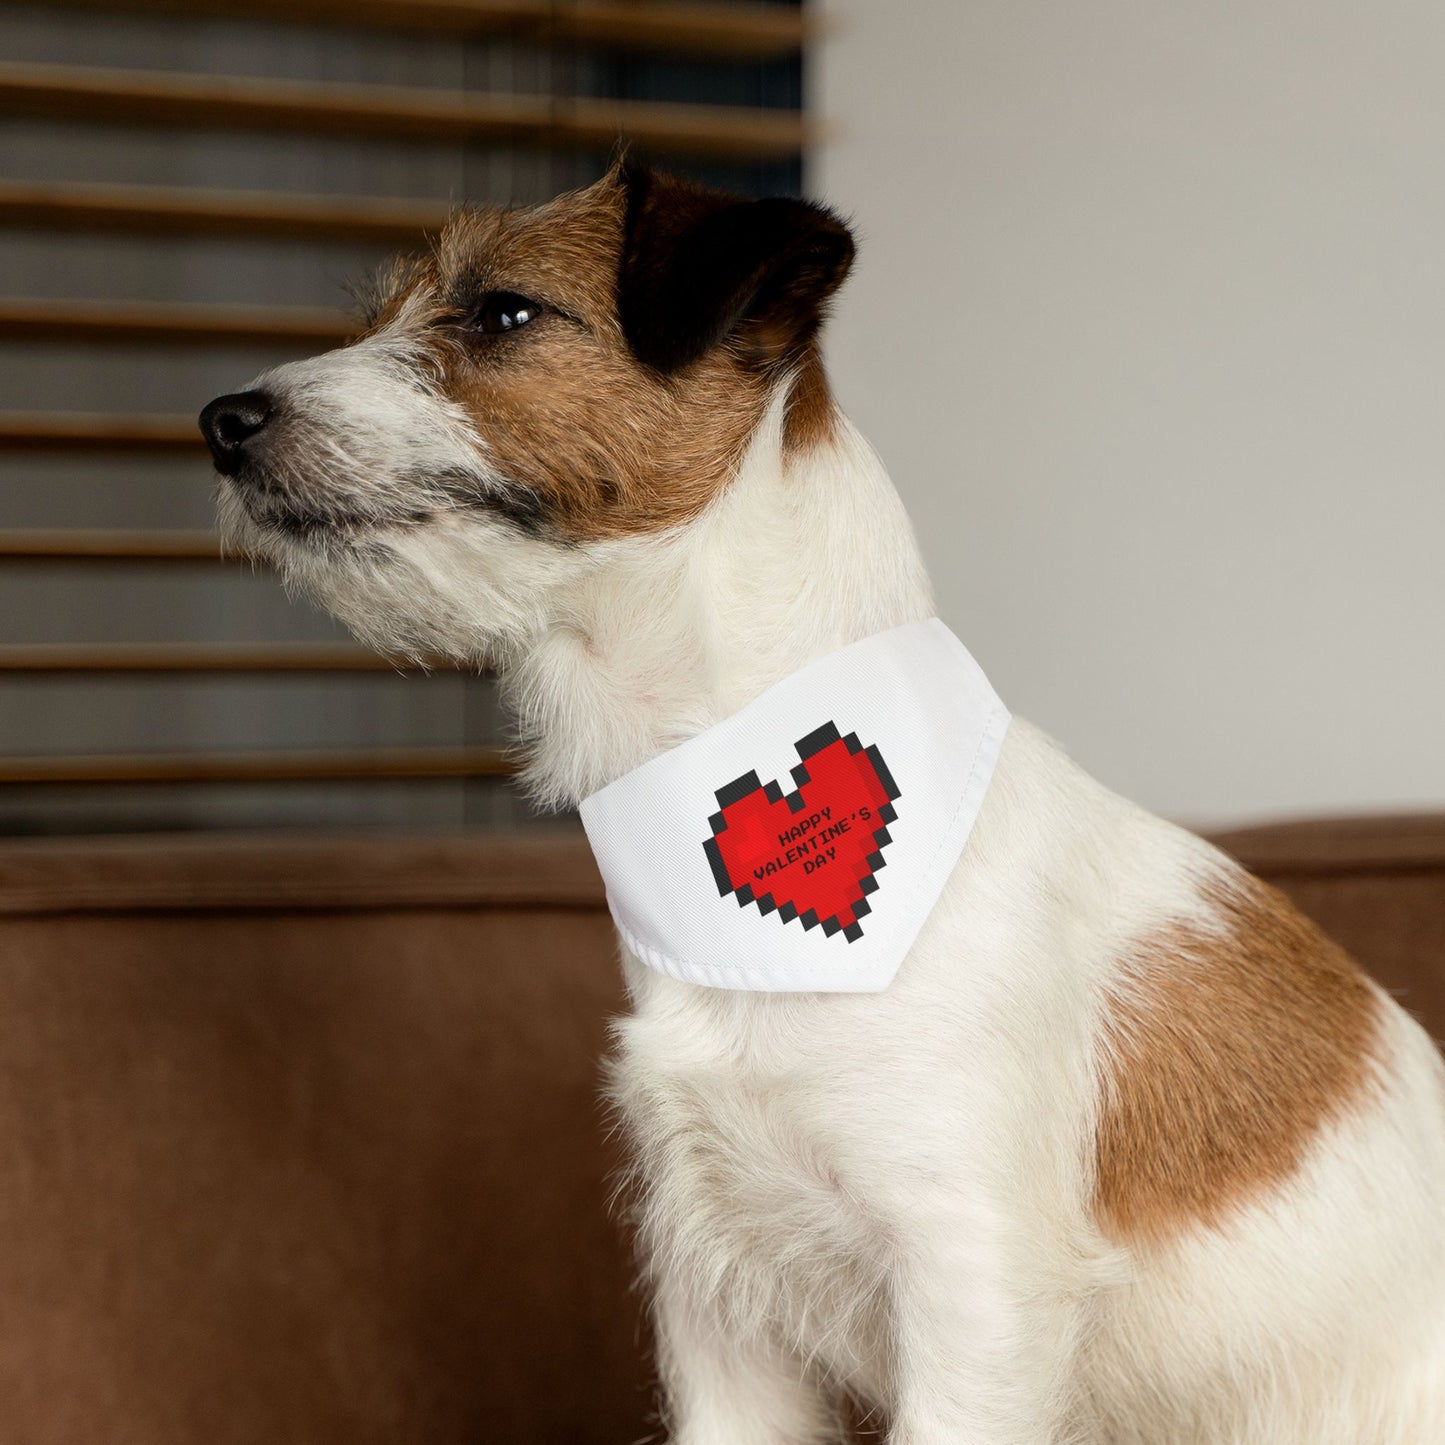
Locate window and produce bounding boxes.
[0,0,808,834]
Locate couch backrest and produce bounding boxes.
[0,832,644,1445]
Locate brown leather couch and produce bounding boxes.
[0,818,1441,1444]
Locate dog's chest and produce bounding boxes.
[613,985,893,1390]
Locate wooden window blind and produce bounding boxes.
[0,0,810,834]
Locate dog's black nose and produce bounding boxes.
[199,390,273,475]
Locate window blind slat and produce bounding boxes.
[0,529,222,561]
[0,62,813,161]
[0,413,204,452]
[0,746,514,784]
[0,298,353,348]
[30,0,811,59]
[0,181,447,245]
[0,644,417,673]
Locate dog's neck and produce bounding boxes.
[506,389,936,808]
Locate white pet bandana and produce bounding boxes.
[579,619,1010,993]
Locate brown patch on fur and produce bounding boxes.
[367,177,773,540]
[782,344,839,456]
[1093,871,1382,1246]
[359,169,854,540]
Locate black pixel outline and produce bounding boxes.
[701,721,902,945]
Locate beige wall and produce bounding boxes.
[813,0,1445,826]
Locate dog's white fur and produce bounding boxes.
[216,204,1445,1444]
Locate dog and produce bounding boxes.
[200,162,1445,1443]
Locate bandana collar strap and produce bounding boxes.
[579,619,1011,994]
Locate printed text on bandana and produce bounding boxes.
[703,722,901,943]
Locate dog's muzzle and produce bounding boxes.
[199,390,274,477]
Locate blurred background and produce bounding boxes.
[819,0,1445,827]
[0,0,802,837]
[2,0,1441,840]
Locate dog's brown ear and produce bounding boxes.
[617,162,855,374]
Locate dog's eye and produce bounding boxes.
[471,291,543,335]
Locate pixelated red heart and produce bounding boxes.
[702,722,900,943]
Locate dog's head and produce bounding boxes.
[200,163,854,662]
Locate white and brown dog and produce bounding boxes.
[201,164,1445,1443]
